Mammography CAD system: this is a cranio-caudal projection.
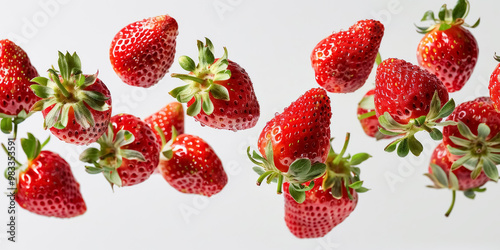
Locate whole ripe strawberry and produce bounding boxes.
[442,97,500,182]
[374,58,454,157]
[247,88,331,196]
[357,88,393,140]
[0,39,39,136]
[80,114,160,187]
[144,101,185,144]
[311,19,384,93]
[170,38,260,131]
[158,130,227,197]
[283,134,369,238]
[14,134,86,218]
[110,14,178,88]
[30,52,112,145]
[488,54,500,110]
[416,0,479,92]
[426,143,488,217]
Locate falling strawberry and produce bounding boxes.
[158,129,227,197]
[0,39,39,137]
[170,38,260,131]
[442,97,500,182]
[30,52,112,145]
[247,88,331,197]
[80,114,160,187]
[374,58,455,157]
[12,133,86,218]
[416,0,479,92]
[284,134,369,238]
[426,143,488,217]
[110,14,178,88]
[311,19,384,93]
[488,54,500,110]
[144,101,184,145]
[357,88,393,140]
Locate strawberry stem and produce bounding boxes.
[277,175,284,194]
[154,125,167,148]
[256,171,274,186]
[333,133,350,165]
[2,143,22,166]
[445,189,457,217]
[358,111,376,120]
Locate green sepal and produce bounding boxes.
[1,118,13,134]
[179,56,196,72]
[79,147,100,163]
[350,153,371,166]
[103,170,122,188]
[289,183,306,203]
[209,84,230,101]
[186,94,202,116]
[452,0,467,20]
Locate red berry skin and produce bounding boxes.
[488,63,500,110]
[111,114,160,187]
[257,88,331,173]
[158,134,228,197]
[144,101,185,143]
[357,89,393,139]
[311,20,384,93]
[110,15,178,88]
[417,25,478,93]
[15,151,86,218]
[284,178,358,239]
[374,58,449,124]
[429,143,488,190]
[188,60,260,131]
[42,78,112,145]
[0,39,39,116]
[442,97,500,160]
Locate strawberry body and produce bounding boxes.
[144,101,184,143]
[16,151,86,218]
[257,88,331,172]
[488,58,500,110]
[110,15,178,88]
[42,77,112,145]
[0,39,39,116]
[357,89,392,139]
[311,19,384,93]
[284,178,358,238]
[374,58,449,124]
[159,134,227,197]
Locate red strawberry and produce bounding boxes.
[357,88,393,139]
[426,143,488,216]
[311,19,384,93]
[247,88,331,195]
[488,54,500,110]
[0,39,39,135]
[110,14,178,88]
[14,134,86,218]
[80,114,160,187]
[170,38,260,131]
[442,97,500,181]
[374,58,453,157]
[144,101,185,145]
[31,52,112,145]
[416,0,479,92]
[158,131,227,197]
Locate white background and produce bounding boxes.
[0,0,499,249]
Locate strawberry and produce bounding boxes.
[357,88,393,140]
[158,130,227,197]
[30,52,112,145]
[170,38,260,131]
[80,114,160,187]
[442,97,500,182]
[488,54,500,110]
[144,101,184,145]
[13,134,86,218]
[0,39,39,137]
[284,134,369,238]
[247,88,331,196]
[374,58,455,157]
[426,143,488,216]
[110,14,178,88]
[311,19,384,93]
[416,0,479,92]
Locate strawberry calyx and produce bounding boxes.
[379,91,457,157]
[322,133,370,201]
[415,0,479,34]
[79,124,146,188]
[247,141,326,203]
[30,51,110,130]
[170,38,230,116]
[425,163,487,217]
[447,122,500,182]
[159,126,179,160]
